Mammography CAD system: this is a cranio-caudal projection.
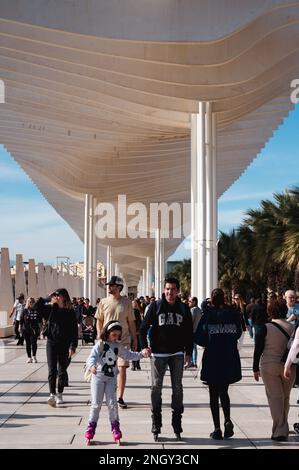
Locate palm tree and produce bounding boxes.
[167,258,191,295]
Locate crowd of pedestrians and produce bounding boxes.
[9,280,299,445]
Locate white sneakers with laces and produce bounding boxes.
[27,357,32,363]
[47,394,56,407]
[56,393,64,405]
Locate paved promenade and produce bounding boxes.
[0,333,298,449]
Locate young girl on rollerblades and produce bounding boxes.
[84,320,151,445]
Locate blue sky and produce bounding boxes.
[0,104,298,265]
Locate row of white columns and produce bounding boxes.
[0,247,84,336]
[191,102,218,301]
[84,102,218,302]
[84,194,98,303]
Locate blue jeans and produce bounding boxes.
[89,373,118,423]
[192,343,198,365]
[248,319,253,338]
[151,355,184,433]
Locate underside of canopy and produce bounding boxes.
[0,0,297,283]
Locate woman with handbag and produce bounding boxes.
[35,288,78,407]
[253,300,295,441]
[195,288,242,440]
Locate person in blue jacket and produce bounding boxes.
[195,288,242,440]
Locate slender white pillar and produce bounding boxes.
[84,194,91,298]
[106,245,111,296]
[37,263,46,297]
[212,113,218,289]
[142,268,146,297]
[52,268,58,292]
[15,254,27,298]
[197,102,206,303]
[106,245,114,295]
[45,265,53,295]
[28,258,38,298]
[88,195,97,304]
[205,102,213,296]
[159,237,165,295]
[146,256,152,296]
[191,102,217,302]
[123,278,128,296]
[154,228,161,298]
[191,114,199,297]
[115,263,120,277]
[0,247,14,336]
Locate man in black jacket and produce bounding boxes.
[140,277,193,441]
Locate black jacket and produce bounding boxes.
[20,308,41,336]
[195,303,242,384]
[140,297,193,356]
[35,298,78,350]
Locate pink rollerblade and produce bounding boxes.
[111,420,122,445]
[85,421,97,445]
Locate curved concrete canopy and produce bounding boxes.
[0,1,297,283]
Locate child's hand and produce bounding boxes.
[141,348,151,358]
[90,366,97,375]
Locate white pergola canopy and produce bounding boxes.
[0,0,298,286]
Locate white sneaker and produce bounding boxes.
[27,357,33,363]
[47,394,56,407]
[56,393,64,405]
[32,357,37,363]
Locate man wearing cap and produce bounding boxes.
[95,275,137,409]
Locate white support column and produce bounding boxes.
[84,194,91,299]
[191,102,218,302]
[45,265,53,295]
[159,237,165,296]
[146,256,152,296]
[154,228,161,298]
[115,263,120,276]
[142,268,146,297]
[106,245,114,295]
[123,278,128,296]
[0,247,14,337]
[88,195,97,304]
[28,258,38,299]
[205,102,213,297]
[191,113,199,298]
[15,254,27,298]
[37,263,46,297]
[196,102,206,303]
[212,113,218,289]
[52,268,58,292]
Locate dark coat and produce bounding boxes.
[35,298,78,350]
[195,304,242,385]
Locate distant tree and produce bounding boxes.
[167,258,191,295]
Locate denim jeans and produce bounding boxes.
[89,373,118,423]
[247,319,253,338]
[192,343,198,365]
[151,354,184,432]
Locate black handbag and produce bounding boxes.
[41,310,53,337]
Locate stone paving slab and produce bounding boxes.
[0,335,299,450]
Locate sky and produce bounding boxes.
[0,104,299,265]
